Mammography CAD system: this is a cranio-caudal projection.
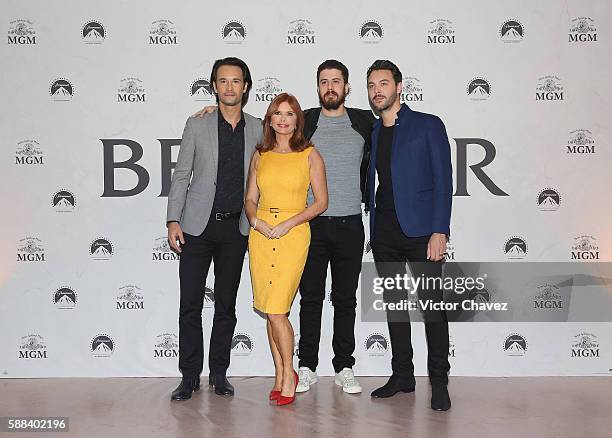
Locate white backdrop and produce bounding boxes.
[1,0,611,378]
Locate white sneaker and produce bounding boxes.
[334,368,362,394]
[295,366,318,393]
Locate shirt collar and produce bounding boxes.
[218,109,245,128]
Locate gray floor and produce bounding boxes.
[1,377,611,438]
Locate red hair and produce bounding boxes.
[257,93,312,153]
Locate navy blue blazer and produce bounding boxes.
[368,103,453,239]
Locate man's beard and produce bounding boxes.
[369,92,397,113]
[319,90,346,110]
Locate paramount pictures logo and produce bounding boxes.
[467,77,491,101]
[500,20,524,42]
[468,287,490,304]
[537,188,561,211]
[203,285,215,308]
[221,21,246,44]
[49,78,74,101]
[359,20,384,43]
[52,190,76,213]
[91,334,114,357]
[116,285,144,310]
[82,20,105,44]
[428,19,455,44]
[566,129,595,154]
[503,333,527,356]
[364,333,389,356]
[571,333,599,358]
[15,140,43,165]
[400,77,423,102]
[154,333,178,358]
[231,333,253,356]
[17,237,45,262]
[149,20,177,44]
[190,78,213,101]
[504,236,528,260]
[53,287,77,309]
[118,78,145,103]
[19,334,47,359]
[287,19,315,44]
[90,238,113,260]
[8,19,36,44]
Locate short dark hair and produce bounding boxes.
[317,59,349,83]
[210,57,252,106]
[366,60,402,85]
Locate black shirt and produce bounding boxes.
[211,110,246,212]
[375,125,395,212]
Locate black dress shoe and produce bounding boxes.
[370,375,416,398]
[209,374,234,396]
[171,375,200,401]
[431,385,451,411]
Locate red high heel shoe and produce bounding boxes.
[269,390,280,401]
[277,370,298,406]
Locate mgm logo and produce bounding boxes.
[154,334,179,358]
[255,77,282,102]
[571,235,599,260]
[571,333,599,358]
[116,285,144,310]
[18,335,47,359]
[17,237,45,262]
[287,19,315,45]
[149,20,177,45]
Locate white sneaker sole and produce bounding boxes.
[295,376,318,393]
[334,377,362,394]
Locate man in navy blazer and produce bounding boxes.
[366,60,452,411]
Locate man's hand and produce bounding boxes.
[427,233,447,261]
[168,222,185,253]
[269,220,294,239]
[254,219,273,239]
[193,105,217,117]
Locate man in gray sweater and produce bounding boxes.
[298,60,375,394]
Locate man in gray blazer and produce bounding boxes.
[166,57,262,400]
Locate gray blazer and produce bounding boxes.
[166,111,263,236]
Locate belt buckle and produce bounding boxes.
[269,207,280,213]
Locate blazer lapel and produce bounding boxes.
[209,114,219,182]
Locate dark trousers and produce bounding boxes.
[371,209,450,386]
[298,214,364,373]
[178,217,247,378]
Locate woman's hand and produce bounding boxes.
[269,220,294,239]
[254,219,273,239]
[192,105,217,117]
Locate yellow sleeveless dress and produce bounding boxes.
[249,146,313,314]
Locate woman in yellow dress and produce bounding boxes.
[245,93,328,406]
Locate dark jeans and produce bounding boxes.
[371,209,450,386]
[178,216,247,378]
[298,214,364,373]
